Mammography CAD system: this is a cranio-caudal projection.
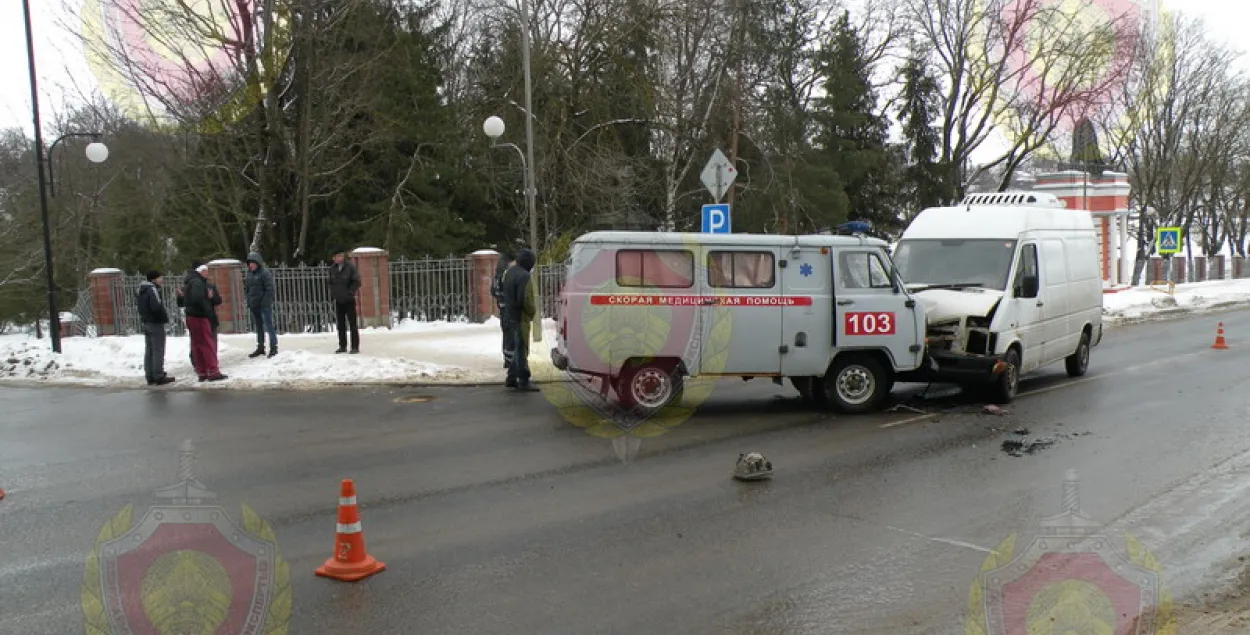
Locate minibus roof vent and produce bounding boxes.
[959,192,1065,209]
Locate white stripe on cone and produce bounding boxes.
[340,496,357,505]
[337,522,362,533]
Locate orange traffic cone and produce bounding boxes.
[0,488,5,501]
[1213,322,1229,350]
[315,479,385,582]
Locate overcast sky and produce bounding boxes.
[1,0,1245,166]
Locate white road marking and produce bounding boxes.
[879,413,937,429]
[882,525,996,554]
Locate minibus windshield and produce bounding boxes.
[892,239,1018,291]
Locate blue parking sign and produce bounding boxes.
[701,204,731,233]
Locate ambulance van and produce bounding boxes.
[549,229,938,414]
[889,192,1104,403]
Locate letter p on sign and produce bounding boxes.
[702,204,731,234]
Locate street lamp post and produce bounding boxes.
[23,0,109,353]
[483,115,538,249]
[518,0,538,252]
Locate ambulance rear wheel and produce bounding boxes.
[617,361,683,412]
[824,355,889,414]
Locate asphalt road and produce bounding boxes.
[3,308,1250,634]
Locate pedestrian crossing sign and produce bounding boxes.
[1156,227,1181,255]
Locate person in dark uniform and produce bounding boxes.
[491,252,516,369]
[501,248,539,391]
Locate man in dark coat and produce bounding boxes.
[501,248,539,391]
[244,251,278,358]
[328,248,361,353]
[180,261,227,382]
[137,270,175,386]
[491,252,516,369]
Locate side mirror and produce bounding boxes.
[1019,275,1039,298]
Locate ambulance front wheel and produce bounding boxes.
[823,354,891,414]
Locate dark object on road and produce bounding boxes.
[1001,436,1057,457]
[1014,427,1030,435]
[734,452,773,481]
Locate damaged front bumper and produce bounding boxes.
[896,349,1008,385]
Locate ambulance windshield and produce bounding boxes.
[893,239,1018,291]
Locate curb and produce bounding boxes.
[1104,299,1250,328]
[0,376,575,392]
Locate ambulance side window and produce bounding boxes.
[615,249,694,288]
[837,252,892,290]
[707,251,776,288]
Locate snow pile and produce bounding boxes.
[0,318,560,390]
[1103,279,1250,324]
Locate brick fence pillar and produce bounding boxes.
[469,249,501,322]
[1148,257,1162,282]
[352,247,390,328]
[205,259,246,333]
[1234,256,1247,278]
[1193,256,1207,282]
[1210,255,1225,280]
[89,268,124,336]
[1174,258,1187,282]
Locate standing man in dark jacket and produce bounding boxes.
[137,270,175,386]
[244,251,278,358]
[328,248,361,353]
[181,261,228,382]
[491,252,516,369]
[501,248,539,391]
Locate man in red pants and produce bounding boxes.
[181,261,228,382]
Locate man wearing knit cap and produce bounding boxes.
[328,247,361,353]
[137,270,174,386]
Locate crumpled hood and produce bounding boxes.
[913,288,1004,323]
[246,251,266,268]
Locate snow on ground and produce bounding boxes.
[0,318,560,390]
[1103,279,1250,325]
[4,278,1250,390]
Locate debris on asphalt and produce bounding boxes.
[734,452,773,481]
[1001,436,1057,456]
[887,403,928,414]
[981,404,1009,416]
[1014,427,1030,435]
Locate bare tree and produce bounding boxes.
[903,0,1138,197]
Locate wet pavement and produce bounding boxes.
[3,308,1250,634]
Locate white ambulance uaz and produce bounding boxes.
[548,225,929,414]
